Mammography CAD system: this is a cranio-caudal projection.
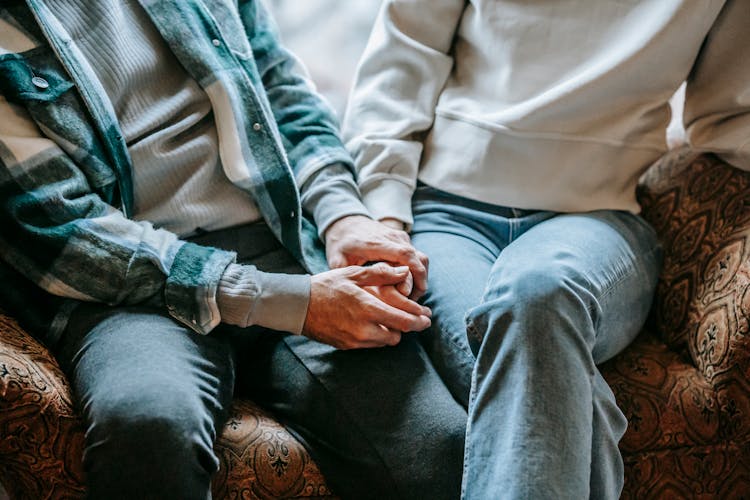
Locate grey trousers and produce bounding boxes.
[54,222,466,500]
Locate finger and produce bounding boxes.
[366,299,431,333]
[366,285,430,317]
[376,324,403,346]
[396,271,413,297]
[351,263,410,286]
[408,251,429,298]
[327,249,369,269]
[342,241,428,297]
[347,323,402,349]
[327,252,348,269]
[349,241,428,282]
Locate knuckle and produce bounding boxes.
[396,246,414,259]
[345,265,364,279]
[353,329,372,343]
[340,335,359,349]
[418,252,429,265]
[371,261,390,272]
[393,316,411,332]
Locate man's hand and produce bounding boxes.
[324,215,429,299]
[303,263,431,350]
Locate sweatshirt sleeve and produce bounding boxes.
[341,0,466,226]
[683,0,750,170]
[300,162,371,238]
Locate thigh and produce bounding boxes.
[410,188,505,406]
[488,210,662,363]
[410,230,493,406]
[55,303,236,433]
[242,334,467,500]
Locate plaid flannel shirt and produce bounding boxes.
[0,0,349,341]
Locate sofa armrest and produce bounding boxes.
[638,148,750,443]
[0,310,86,499]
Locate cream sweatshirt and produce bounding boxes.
[343,0,750,225]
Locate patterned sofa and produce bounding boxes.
[602,149,750,498]
[1,148,749,499]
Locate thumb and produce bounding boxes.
[327,249,349,269]
[396,271,414,296]
[353,264,410,286]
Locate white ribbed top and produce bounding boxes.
[50,0,261,236]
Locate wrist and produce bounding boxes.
[325,214,372,242]
[379,217,407,231]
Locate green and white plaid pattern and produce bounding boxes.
[0,0,348,340]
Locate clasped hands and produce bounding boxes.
[302,215,430,349]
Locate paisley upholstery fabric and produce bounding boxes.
[2,148,750,498]
[601,148,750,498]
[0,314,86,499]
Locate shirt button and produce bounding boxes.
[290,210,296,218]
[252,122,262,131]
[31,76,49,89]
[212,39,221,47]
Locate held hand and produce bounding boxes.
[302,263,432,350]
[324,215,429,300]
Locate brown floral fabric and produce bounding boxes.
[0,313,86,500]
[212,400,334,499]
[621,443,750,499]
[603,330,720,453]
[601,149,750,498]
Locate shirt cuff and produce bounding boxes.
[165,241,237,335]
[217,263,311,334]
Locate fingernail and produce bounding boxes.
[395,266,409,273]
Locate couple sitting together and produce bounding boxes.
[1,1,747,498]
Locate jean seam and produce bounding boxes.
[589,245,661,318]
[436,320,477,362]
[461,377,479,499]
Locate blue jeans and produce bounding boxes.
[411,184,662,500]
[54,222,466,500]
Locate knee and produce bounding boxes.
[402,406,466,500]
[82,388,219,498]
[465,263,593,353]
[87,386,216,455]
[502,261,590,307]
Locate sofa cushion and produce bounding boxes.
[637,150,750,444]
[603,330,719,453]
